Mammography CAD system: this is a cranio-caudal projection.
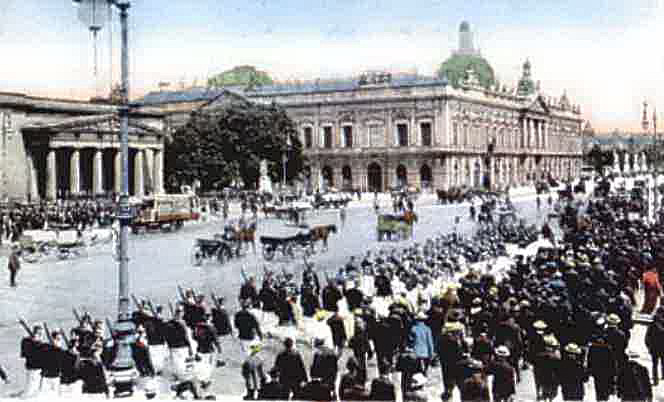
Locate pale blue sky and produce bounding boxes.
[0,0,662,131]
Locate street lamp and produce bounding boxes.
[282,134,291,190]
[73,0,136,392]
[643,101,658,220]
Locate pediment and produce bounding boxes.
[23,114,164,137]
[198,89,252,111]
[524,95,550,115]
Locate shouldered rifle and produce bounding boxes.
[72,308,82,325]
[240,266,249,283]
[177,285,186,301]
[18,318,34,337]
[211,291,220,310]
[168,302,175,318]
[60,329,70,349]
[105,318,116,340]
[146,299,157,316]
[131,294,142,310]
[43,322,54,345]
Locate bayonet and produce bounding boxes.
[43,322,54,345]
[18,318,34,337]
[72,308,82,325]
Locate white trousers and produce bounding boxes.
[59,380,83,398]
[22,369,41,399]
[195,352,214,383]
[170,347,193,380]
[39,376,60,398]
[149,343,168,373]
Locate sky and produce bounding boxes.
[0,0,663,132]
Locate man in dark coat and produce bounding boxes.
[617,357,652,402]
[257,367,289,400]
[368,372,396,401]
[559,343,588,401]
[326,311,347,356]
[587,332,617,401]
[488,346,516,402]
[439,322,465,400]
[645,308,664,385]
[8,247,20,287]
[533,335,561,401]
[459,361,490,402]
[273,337,307,398]
[349,313,371,384]
[321,282,343,312]
[310,337,338,390]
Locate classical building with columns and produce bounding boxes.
[244,61,585,192]
[0,92,166,202]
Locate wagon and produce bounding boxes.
[190,236,237,266]
[376,213,416,241]
[259,229,315,261]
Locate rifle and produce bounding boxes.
[105,318,116,340]
[177,285,186,301]
[210,291,220,310]
[131,294,142,310]
[146,299,157,316]
[240,266,249,283]
[72,308,82,325]
[60,329,70,349]
[18,318,34,337]
[43,322,54,345]
[168,301,175,318]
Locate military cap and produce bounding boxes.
[607,313,621,325]
[543,335,559,347]
[564,343,582,355]
[495,345,510,357]
[533,320,548,330]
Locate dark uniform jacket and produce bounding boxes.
[194,323,219,354]
[59,349,80,384]
[368,376,396,401]
[559,356,588,401]
[234,310,262,341]
[488,358,516,399]
[327,314,347,348]
[274,348,307,389]
[322,285,343,312]
[164,319,190,349]
[20,337,42,370]
[310,346,338,385]
[211,307,233,336]
[79,358,108,395]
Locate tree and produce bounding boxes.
[207,65,274,90]
[164,101,305,193]
[436,54,495,89]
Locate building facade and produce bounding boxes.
[246,63,585,192]
[0,92,166,202]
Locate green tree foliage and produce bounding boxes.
[164,102,304,192]
[207,65,274,90]
[436,54,495,89]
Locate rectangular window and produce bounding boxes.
[343,126,353,148]
[452,123,458,146]
[420,122,432,147]
[397,124,408,147]
[323,126,333,149]
[369,125,384,147]
[303,127,313,148]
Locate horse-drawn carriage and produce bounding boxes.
[313,192,352,209]
[376,211,417,241]
[190,220,257,266]
[259,223,337,261]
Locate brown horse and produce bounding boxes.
[309,224,338,251]
[401,211,418,239]
[227,221,257,254]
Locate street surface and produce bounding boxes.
[0,187,656,400]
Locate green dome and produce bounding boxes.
[437,54,495,89]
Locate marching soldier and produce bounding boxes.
[165,306,195,380]
[40,330,64,397]
[8,245,20,288]
[59,337,82,398]
[79,342,109,398]
[193,313,221,388]
[146,305,168,374]
[235,301,263,354]
[20,324,44,398]
[131,324,155,377]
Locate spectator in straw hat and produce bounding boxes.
[241,340,266,400]
[559,343,588,401]
[488,345,516,402]
[533,335,560,401]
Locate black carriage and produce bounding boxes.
[190,235,237,266]
[259,230,315,261]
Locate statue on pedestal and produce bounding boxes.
[258,160,273,193]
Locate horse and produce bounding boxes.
[400,211,418,239]
[225,221,257,255]
[309,224,337,251]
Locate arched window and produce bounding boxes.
[303,127,313,148]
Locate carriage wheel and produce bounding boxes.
[191,247,203,266]
[262,246,275,261]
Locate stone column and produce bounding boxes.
[26,154,39,201]
[46,149,57,200]
[154,149,164,194]
[144,148,154,195]
[70,149,80,195]
[134,149,145,197]
[521,119,527,149]
[93,149,104,195]
[543,122,548,150]
[528,119,535,149]
[114,151,122,194]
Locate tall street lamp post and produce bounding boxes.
[73,0,137,391]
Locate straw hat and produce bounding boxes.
[495,345,510,357]
[564,343,582,355]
